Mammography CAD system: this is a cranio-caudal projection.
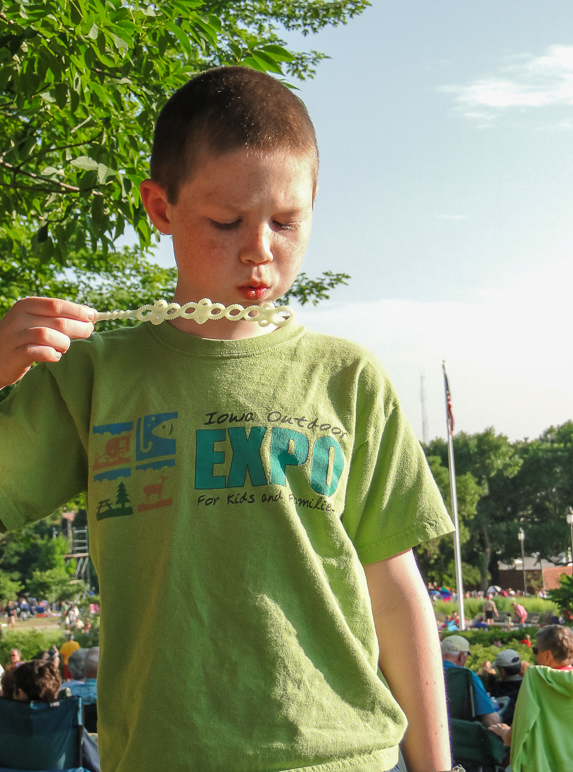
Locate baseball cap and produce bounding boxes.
[494,649,521,668]
[441,635,471,654]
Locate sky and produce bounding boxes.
[151,1,573,444]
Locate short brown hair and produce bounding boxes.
[150,66,319,204]
[13,660,61,703]
[1,665,18,699]
[536,625,573,665]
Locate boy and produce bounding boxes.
[0,67,453,771]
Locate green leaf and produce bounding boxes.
[88,23,98,40]
[111,32,129,53]
[259,44,295,62]
[165,21,193,57]
[241,56,268,74]
[71,156,99,171]
[193,16,219,48]
[97,162,112,184]
[250,51,284,75]
[91,195,104,225]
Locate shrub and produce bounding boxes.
[466,641,536,672]
[548,574,573,618]
[433,596,559,622]
[0,628,64,667]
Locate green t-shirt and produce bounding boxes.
[0,320,452,772]
[511,665,573,772]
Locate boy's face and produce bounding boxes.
[141,149,316,339]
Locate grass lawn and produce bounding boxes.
[1,614,61,632]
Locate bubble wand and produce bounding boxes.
[94,298,294,328]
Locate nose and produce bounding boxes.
[239,224,273,265]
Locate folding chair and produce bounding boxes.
[0,695,86,771]
[444,667,507,772]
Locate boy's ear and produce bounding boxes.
[140,179,173,235]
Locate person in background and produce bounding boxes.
[512,601,528,626]
[441,635,501,727]
[68,647,99,705]
[13,660,61,702]
[59,633,80,681]
[480,649,524,725]
[7,649,22,668]
[533,625,573,671]
[1,666,17,699]
[489,625,573,746]
[482,595,498,625]
[12,659,101,772]
[67,648,88,686]
[6,601,17,629]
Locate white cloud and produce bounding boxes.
[442,45,573,124]
[297,257,573,443]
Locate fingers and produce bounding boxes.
[0,297,97,389]
[16,296,96,331]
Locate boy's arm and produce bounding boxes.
[364,549,451,772]
[0,297,95,388]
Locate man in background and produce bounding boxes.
[442,635,501,727]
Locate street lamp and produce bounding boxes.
[566,508,573,566]
[518,528,526,594]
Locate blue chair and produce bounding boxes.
[0,695,86,771]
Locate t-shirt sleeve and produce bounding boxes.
[0,364,89,532]
[472,670,496,716]
[341,359,453,565]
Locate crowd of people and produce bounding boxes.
[0,638,100,770]
[441,623,573,769]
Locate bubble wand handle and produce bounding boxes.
[94,298,294,328]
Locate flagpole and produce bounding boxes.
[442,362,466,631]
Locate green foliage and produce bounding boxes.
[466,641,536,672]
[282,270,351,306]
[0,627,63,664]
[434,596,559,622]
[441,630,537,670]
[0,572,23,601]
[27,568,88,603]
[0,515,85,597]
[0,0,366,316]
[416,454,482,584]
[549,573,573,617]
[498,423,573,565]
[421,427,573,591]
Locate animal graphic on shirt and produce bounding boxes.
[137,474,172,512]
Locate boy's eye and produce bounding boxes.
[273,220,296,231]
[210,220,240,231]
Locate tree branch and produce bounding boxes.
[0,160,102,195]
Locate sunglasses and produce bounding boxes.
[532,646,540,655]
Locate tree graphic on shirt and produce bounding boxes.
[115,482,131,511]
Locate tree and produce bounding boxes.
[424,428,522,590]
[27,567,88,603]
[548,573,573,620]
[0,0,362,316]
[415,454,482,587]
[499,422,573,565]
[0,572,23,601]
[0,514,75,594]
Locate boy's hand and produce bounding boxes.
[0,297,95,388]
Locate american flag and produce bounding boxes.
[443,364,454,435]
